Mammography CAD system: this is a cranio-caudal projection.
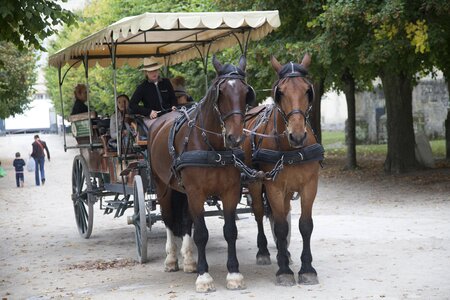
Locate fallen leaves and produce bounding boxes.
[66,258,137,271]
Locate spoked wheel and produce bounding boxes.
[71,155,94,239]
[131,175,148,263]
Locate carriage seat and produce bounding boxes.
[125,114,149,146]
[96,118,110,135]
[68,111,99,143]
[100,134,117,157]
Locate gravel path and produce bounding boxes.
[1,134,449,299]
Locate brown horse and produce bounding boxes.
[148,56,254,292]
[243,54,324,286]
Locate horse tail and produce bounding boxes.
[170,190,191,237]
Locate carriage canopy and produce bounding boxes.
[48,11,280,69]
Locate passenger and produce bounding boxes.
[129,57,177,127]
[109,94,129,149]
[171,76,195,109]
[70,83,88,115]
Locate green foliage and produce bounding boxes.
[0,0,76,51]
[0,42,36,118]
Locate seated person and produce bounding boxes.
[171,76,195,109]
[129,57,177,128]
[71,84,88,115]
[108,94,129,150]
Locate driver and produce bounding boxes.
[129,57,177,127]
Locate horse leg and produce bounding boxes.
[170,190,196,273]
[298,182,319,285]
[157,186,179,272]
[267,187,295,286]
[250,183,271,265]
[222,189,246,290]
[181,233,196,273]
[270,195,292,264]
[188,191,215,293]
[165,228,179,272]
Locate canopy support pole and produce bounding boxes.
[194,42,213,94]
[58,60,80,152]
[110,38,121,158]
[82,53,93,148]
[57,65,67,152]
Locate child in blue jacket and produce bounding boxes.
[13,152,26,187]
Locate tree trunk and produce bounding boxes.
[341,69,357,170]
[380,71,417,173]
[445,78,450,160]
[310,77,324,144]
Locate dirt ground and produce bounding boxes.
[1,134,449,300]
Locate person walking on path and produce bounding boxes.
[13,152,26,187]
[31,135,50,186]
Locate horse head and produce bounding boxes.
[271,54,313,148]
[209,55,253,148]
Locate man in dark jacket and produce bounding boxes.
[31,134,50,186]
[71,83,88,115]
[129,57,177,127]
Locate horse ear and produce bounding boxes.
[300,53,312,70]
[212,55,222,73]
[238,55,246,72]
[270,55,282,74]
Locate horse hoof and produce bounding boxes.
[276,274,296,286]
[183,261,197,273]
[256,255,271,265]
[164,260,179,272]
[298,273,319,285]
[226,272,246,290]
[196,273,216,293]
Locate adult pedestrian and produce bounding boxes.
[31,134,50,186]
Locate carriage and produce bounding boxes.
[49,11,281,264]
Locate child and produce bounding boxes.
[13,152,26,187]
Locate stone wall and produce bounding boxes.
[355,78,449,144]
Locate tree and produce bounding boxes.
[0,0,76,51]
[0,42,36,118]
[309,2,376,170]
[425,1,450,159]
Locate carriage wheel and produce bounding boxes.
[71,155,94,239]
[132,175,148,263]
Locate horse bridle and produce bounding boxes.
[274,63,314,126]
[209,72,250,142]
[213,72,248,123]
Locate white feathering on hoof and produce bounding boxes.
[195,273,216,293]
[181,234,197,273]
[226,272,246,290]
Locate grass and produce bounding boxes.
[322,130,446,158]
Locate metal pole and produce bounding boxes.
[58,65,67,152]
[83,53,93,148]
[111,41,120,157]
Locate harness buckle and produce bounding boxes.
[215,153,222,162]
[298,152,304,160]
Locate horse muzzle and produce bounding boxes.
[288,131,307,148]
[225,133,246,148]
